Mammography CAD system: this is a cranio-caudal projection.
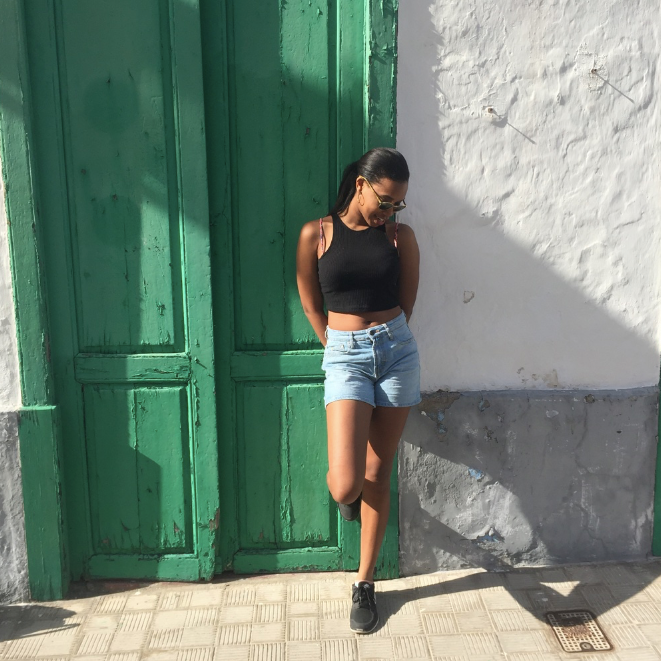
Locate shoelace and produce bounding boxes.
[353,583,376,609]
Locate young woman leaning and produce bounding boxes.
[296,148,421,633]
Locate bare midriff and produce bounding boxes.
[327,306,402,331]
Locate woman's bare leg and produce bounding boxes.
[358,406,411,583]
[325,399,373,504]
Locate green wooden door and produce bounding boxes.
[25,0,219,580]
[203,0,398,575]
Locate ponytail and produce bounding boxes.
[328,161,359,216]
[328,148,409,217]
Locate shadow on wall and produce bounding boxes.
[393,0,661,622]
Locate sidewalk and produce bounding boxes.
[1,560,661,661]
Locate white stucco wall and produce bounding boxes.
[398,1,661,391]
[0,166,21,409]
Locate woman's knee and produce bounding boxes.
[364,456,395,487]
[327,471,363,504]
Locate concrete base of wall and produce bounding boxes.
[399,388,659,575]
[0,411,28,603]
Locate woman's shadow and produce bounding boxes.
[0,604,78,642]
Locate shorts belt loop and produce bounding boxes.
[324,327,328,339]
[384,322,394,341]
[350,331,356,349]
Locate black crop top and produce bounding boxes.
[317,213,400,313]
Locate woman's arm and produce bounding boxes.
[397,223,420,323]
[296,220,328,346]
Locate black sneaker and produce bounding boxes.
[350,581,378,633]
[337,493,361,522]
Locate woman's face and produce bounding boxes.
[356,177,408,227]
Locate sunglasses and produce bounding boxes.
[360,177,407,213]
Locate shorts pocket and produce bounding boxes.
[325,340,351,354]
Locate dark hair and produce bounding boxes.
[329,147,409,216]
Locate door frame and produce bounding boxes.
[0,0,67,601]
[200,0,402,578]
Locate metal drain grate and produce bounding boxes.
[546,611,612,653]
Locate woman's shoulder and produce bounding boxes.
[299,215,331,245]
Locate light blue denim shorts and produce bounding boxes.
[322,311,421,408]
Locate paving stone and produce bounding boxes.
[288,600,319,617]
[454,611,493,633]
[391,635,430,658]
[605,623,650,648]
[118,611,153,631]
[217,624,251,646]
[638,622,661,646]
[614,650,661,661]
[213,646,249,661]
[427,634,467,656]
[159,593,193,611]
[251,642,285,661]
[386,613,424,636]
[357,636,394,658]
[287,641,322,661]
[621,602,661,624]
[448,592,484,612]
[422,612,456,634]
[180,626,216,648]
[125,594,159,611]
[177,649,214,661]
[321,638,357,661]
[153,610,188,629]
[253,584,287,604]
[288,584,319,602]
[255,603,286,623]
[287,618,319,641]
[109,631,149,652]
[95,596,127,614]
[77,632,114,655]
[320,600,348,619]
[319,618,355,639]
[218,605,254,624]
[107,653,141,661]
[189,591,223,608]
[250,623,286,643]
[497,630,552,654]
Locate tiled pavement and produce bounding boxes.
[2,561,661,661]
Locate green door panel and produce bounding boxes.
[238,382,331,549]
[207,0,397,575]
[25,0,219,580]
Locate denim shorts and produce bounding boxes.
[322,311,421,408]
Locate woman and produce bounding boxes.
[296,148,421,633]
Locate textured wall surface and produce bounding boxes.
[400,389,658,573]
[0,412,28,602]
[398,0,661,391]
[0,157,28,603]
[0,174,20,409]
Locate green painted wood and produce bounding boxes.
[17,407,67,600]
[87,554,202,581]
[230,352,324,379]
[22,0,219,582]
[199,0,237,573]
[74,354,191,383]
[204,0,399,575]
[232,549,343,574]
[0,0,68,600]
[366,0,400,579]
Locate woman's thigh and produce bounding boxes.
[366,406,411,483]
[326,399,373,499]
